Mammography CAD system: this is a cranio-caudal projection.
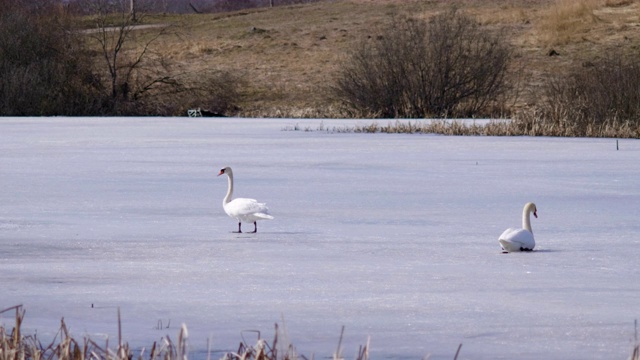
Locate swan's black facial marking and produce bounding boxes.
[533,210,538,218]
[218,168,226,176]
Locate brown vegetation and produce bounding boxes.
[3,0,640,136]
[2,305,639,360]
[0,0,104,115]
[129,0,639,116]
[0,305,372,360]
[331,9,513,118]
[105,0,640,134]
[0,305,190,360]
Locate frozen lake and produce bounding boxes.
[1,117,639,360]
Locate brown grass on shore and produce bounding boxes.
[174,0,638,116]
[72,0,640,136]
[283,115,640,138]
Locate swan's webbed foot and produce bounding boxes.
[249,221,258,233]
[520,247,533,252]
[233,222,242,233]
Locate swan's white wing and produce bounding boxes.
[225,198,273,221]
[499,228,535,252]
[253,212,274,220]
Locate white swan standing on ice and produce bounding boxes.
[499,202,538,253]
[218,166,273,233]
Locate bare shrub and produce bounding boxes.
[104,67,245,116]
[84,0,244,116]
[331,9,514,119]
[167,70,245,116]
[87,0,174,114]
[522,52,640,137]
[0,0,105,115]
[422,9,513,117]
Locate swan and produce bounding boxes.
[217,166,273,233]
[499,202,538,253]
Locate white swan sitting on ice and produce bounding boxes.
[499,202,537,253]
[218,166,273,233]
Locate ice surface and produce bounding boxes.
[1,117,639,360]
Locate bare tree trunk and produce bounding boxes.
[189,2,201,14]
[130,0,137,22]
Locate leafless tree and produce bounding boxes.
[535,52,640,135]
[0,0,104,115]
[86,0,185,113]
[130,0,137,21]
[332,9,514,118]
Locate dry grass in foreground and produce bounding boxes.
[2,305,638,360]
[0,305,188,360]
[0,305,374,360]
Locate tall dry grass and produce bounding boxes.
[2,306,639,359]
[0,305,189,360]
[537,0,603,46]
[0,306,372,360]
[283,117,640,138]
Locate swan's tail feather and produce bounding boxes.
[499,239,521,252]
[255,213,274,220]
[498,239,510,251]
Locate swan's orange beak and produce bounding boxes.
[533,210,538,218]
[217,169,224,176]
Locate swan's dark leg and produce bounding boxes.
[249,221,257,233]
[233,222,242,233]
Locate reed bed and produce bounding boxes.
[0,306,371,360]
[2,305,638,360]
[0,305,189,360]
[283,116,640,138]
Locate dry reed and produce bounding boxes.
[282,116,640,138]
[0,305,191,360]
[0,306,372,360]
[3,305,637,360]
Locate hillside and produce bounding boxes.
[88,0,640,117]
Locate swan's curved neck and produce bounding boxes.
[522,206,533,233]
[223,171,234,204]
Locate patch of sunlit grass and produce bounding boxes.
[537,0,604,46]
